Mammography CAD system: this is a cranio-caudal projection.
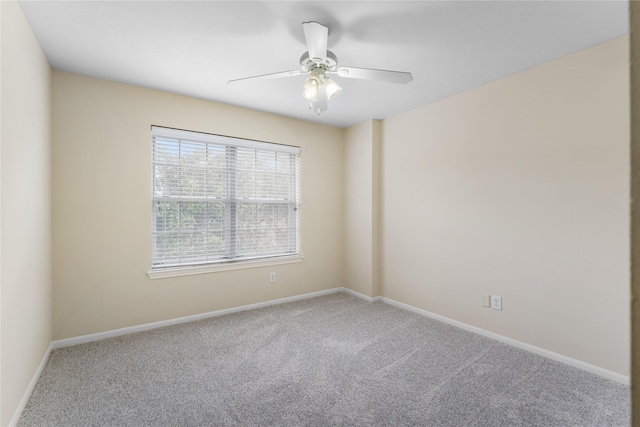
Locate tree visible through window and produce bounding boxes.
[151,126,301,268]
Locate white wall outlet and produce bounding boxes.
[491,295,502,311]
[269,272,276,283]
[481,294,491,308]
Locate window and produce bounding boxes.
[150,126,301,273]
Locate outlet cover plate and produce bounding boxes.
[491,295,502,311]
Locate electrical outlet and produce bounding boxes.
[269,272,276,283]
[491,295,502,311]
[481,295,491,308]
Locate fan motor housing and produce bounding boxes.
[300,50,338,72]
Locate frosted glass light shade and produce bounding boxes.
[324,78,342,99]
[302,76,320,101]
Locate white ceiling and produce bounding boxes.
[19,1,629,128]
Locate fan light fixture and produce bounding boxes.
[227,21,412,116]
[301,68,342,114]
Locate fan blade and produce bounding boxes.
[334,67,413,84]
[227,70,302,84]
[302,21,328,62]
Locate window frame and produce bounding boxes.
[147,126,302,279]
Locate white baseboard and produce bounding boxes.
[9,343,53,427]
[378,296,630,385]
[52,287,345,349]
[53,288,630,384]
[341,287,377,302]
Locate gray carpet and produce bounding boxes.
[19,292,629,426]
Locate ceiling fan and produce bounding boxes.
[227,21,413,115]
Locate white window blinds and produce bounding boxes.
[151,126,301,269]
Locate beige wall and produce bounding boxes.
[344,121,374,297]
[1,1,53,425]
[380,36,630,375]
[52,71,344,340]
[343,120,382,298]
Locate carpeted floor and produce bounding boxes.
[19,292,629,426]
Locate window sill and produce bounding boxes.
[147,255,304,279]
